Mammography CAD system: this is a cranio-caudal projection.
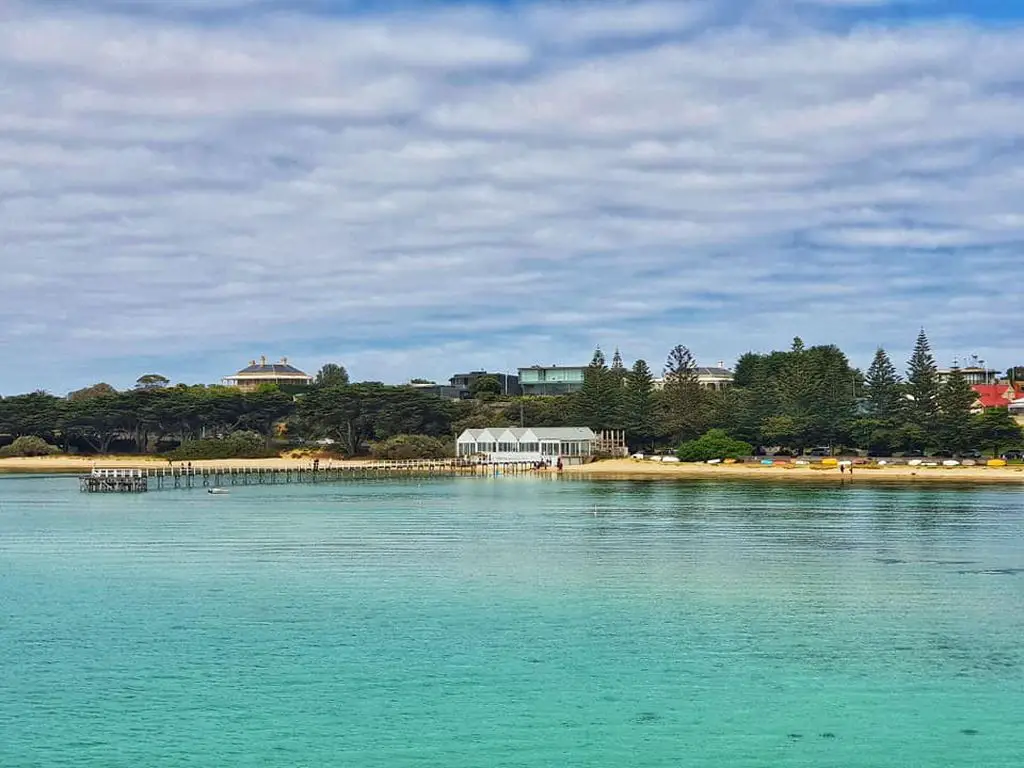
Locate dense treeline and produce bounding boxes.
[555,332,1021,456]
[0,384,295,455]
[2,330,1022,459]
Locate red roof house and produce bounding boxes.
[971,384,1021,410]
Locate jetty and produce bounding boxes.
[79,460,540,493]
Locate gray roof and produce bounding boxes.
[237,363,309,376]
[697,367,733,377]
[459,427,596,440]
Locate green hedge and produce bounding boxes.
[676,429,753,462]
[370,434,452,460]
[0,436,61,458]
[164,431,279,461]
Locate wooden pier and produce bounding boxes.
[79,460,540,493]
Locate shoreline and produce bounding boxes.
[2,455,1024,485]
[565,458,1024,484]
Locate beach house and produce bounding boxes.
[222,356,313,392]
[456,427,597,464]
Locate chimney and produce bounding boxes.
[718,360,724,369]
[260,355,267,366]
[281,356,288,364]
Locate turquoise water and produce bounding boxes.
[1,475,1022,766]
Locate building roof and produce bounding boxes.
[518,364,588,371]
[972,384,1017,408]
[233,356,310,378]
[458,427,596,441]
[696,367,733,377]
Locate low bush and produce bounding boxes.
[0,436,61,458]
[676,429,753,462]
[164,431,279,461]
[370,435,452,460]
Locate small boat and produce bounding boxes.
[207,488,229,495]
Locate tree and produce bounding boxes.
[571,347,621,431]
[661,345,705,442]
[500,397,571,428]
[135,374,170,390]
[973,409,1023,456]
[470,375,502,399]
[370,435,452,460]
[314,363,350,388]
[936,367,977,454]
[623,359,656,449]
[68,383,118,401]
[295,383,452,455]
[0,436,60,458]
[610,348,626,377]
[864,348,903,419]
[676,429,752,462]
[905,329,940,448]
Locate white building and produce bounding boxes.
[456,427,597,464]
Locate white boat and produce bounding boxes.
[207,488,229,495]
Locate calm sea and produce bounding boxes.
[1,475,1022,767]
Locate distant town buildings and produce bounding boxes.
[222,356,313,392]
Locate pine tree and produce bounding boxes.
[662,345,705,442]
[865,348,903,419]
[936,366,978,454]
[905,329,940,449]
[610,348,625,374]
[624,359,656,448]
[856,347,904,454]
[572,346,620,430]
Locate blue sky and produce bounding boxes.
[2,0,1023,394]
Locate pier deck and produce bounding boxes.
[80,460,540,493]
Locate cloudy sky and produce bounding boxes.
[2,0,1022,394]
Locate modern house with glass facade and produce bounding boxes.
[456,427,596,464]
[517,365,588,396]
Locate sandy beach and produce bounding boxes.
[566,458,1024,484]
[3,454,1024,484]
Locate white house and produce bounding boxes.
[456,427,597,464]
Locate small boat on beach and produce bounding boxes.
[207,488,229,495]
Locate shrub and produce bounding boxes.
[676,429,753,462]
[0,436,61,457]
[164,431,278,461]
[370,435,452,460]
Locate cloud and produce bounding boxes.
[1,0,1023,393]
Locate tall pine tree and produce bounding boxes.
[936,365,977,454]
[572,347,621,431]
[865,348,903,418]
[905,329,940,449]
[856,347,904,454]
[661,345,705,442]
[624,359,656,449]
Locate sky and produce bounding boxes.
[2,0,1023,394]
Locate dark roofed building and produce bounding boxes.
[223,356,313,392]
